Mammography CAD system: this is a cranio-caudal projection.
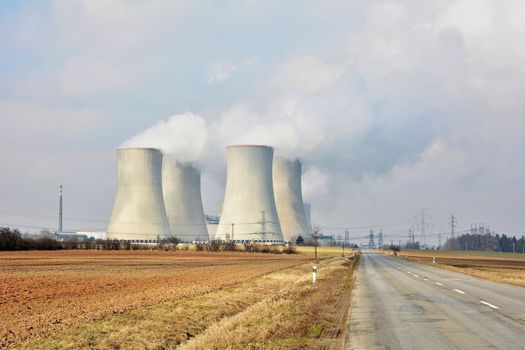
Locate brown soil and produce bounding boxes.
[0,250,308,348]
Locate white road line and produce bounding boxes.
[414,274,420,278]
[480,300,499,310]
[424,278,429,281]
[453,289,466,295]
[435,282,443,286]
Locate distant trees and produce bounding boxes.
[0,227,62,251]
[443,233,525,252]
[0,227,24,250]
[295,235,304,245]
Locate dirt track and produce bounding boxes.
[0,250,307,348]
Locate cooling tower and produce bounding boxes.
[273,157,311,243]
[304,202,312,233]
[162,160,209,242]
[107,148,171,241]
[216,145,283,242]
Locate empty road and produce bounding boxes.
[345,251,525,349]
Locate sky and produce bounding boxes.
[1,0,524,245]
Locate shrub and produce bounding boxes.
[282,246,297,254]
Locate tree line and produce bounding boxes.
[442,232,525,253]
[0,227,297,254]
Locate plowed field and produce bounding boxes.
[0,250,308,348]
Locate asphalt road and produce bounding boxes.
[345,251,525,349]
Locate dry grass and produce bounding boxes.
[13,256,357,350]
[295,246,352,257]
[431,265,525,288]
[393,249,525,288]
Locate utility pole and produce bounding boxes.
[513,242,516,254]
[449,214,457,250]
[438,233,441,249]
[421,209,426,247]
[58,185,63,232]
[312,226,322,264]
[231,223,235,241]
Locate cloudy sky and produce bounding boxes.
[1,0,524,245]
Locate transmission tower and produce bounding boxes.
[414,209,432,248]
[378,230,384,248]
[408,227,416,245]
[368,230,375,248]
[449,214,457,250]
[256,210,275,240]
[344,228,349,244]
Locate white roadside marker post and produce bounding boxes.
[312,265,318,283]
[433,257,436,264]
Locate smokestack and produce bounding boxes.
[107,148,171,241]
[162,160,209,242]
[216,145,283,242]
[58,185,63,232]
[273,157,310,243]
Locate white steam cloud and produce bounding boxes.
[120,112,208,163]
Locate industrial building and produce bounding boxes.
[162,160,209,242]
[273,157,310,243]
[106,148,171,242]
[215,145,284,243]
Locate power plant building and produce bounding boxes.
[107,148,171,242]
[215,145,284,243]
[273,157,311,243]
[162,160,209,242]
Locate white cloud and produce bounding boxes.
[207,63,238,84]
[269,56,344,94]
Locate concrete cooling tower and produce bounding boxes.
[304,202,312,233]
[216,145,284,242]
[162,160,209,242]
[273,157,311,243]
[107,148,171,241]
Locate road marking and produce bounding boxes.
[414,274,420,278]
[453,289,466,295]
[435,282,443,286]
[424,278,429,281]
[480,300,499,310]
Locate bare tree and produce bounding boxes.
[312,225,323,264]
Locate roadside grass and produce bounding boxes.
[15,257,357,350]
[430,264,525,288]
[179,259,357,350]
[394,249,525,288]
[399,249,525,260]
